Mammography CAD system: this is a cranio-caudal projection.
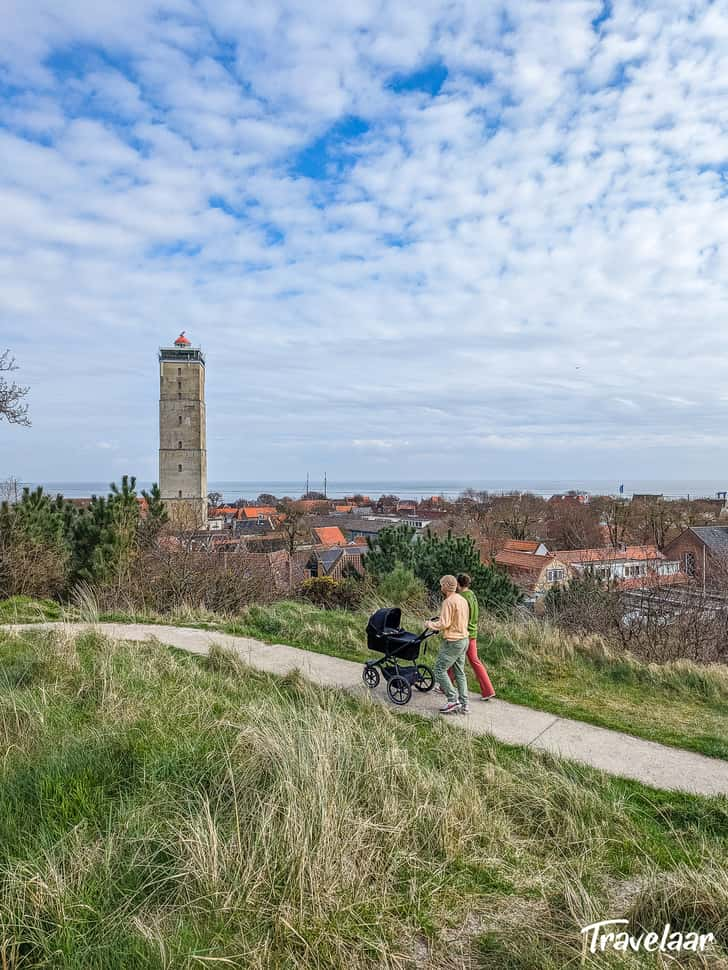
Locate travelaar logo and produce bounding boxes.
[581,919,714,955]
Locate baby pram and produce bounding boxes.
[363,607,437,705]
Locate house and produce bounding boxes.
[309,515,406,542]
[502,539,550,556]
[232,517,276,537]
[548,493,589,505]
[400,515,434,530]
[245,550,305,593]
[239,506,278,521]
[313,526,347,547]
[556,545,682,583]
[494,550,572,599]
[663,527,728,584]
[307,545,365,579]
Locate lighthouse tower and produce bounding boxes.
[159,332,207,527]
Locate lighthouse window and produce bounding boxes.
[178,392,182,400]
[178,368,182,376]
[178,490,182,498]
[178,415,182,425]
[178,441,182,449]
[178,464,182,472]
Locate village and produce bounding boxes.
[189,489,728,604]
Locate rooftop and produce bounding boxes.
[557,545,664,564]
[686,526,728,556]
[495,550,556,572]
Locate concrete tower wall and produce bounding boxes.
[159,344,207,528]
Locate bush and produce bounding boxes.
[299,576,364,610]
[375,564,428,611]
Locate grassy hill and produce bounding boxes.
[0,624,727,969]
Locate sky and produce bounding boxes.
[2,0,728,485]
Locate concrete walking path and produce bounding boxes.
[7,621,728,798]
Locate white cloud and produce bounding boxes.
[2,1,728,485]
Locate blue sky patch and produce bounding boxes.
[388,61,448,96]
[290,115,370,180]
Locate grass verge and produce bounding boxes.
[1,625,727,968]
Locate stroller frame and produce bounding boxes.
[363,607,438,705]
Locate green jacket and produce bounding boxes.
[460,588,479,638]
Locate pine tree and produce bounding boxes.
[366,526,521,614]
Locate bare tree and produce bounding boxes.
[491,492,546,540]
[0,350,30,426]
[277,499,312,590]
[546,501,603,550]
[207,491,224,509]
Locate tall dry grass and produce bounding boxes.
[0,627,726,968]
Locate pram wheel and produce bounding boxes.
[362,665,380,689]
[387,675,411,706]
[414,663,434,692]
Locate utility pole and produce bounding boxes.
[305,472,309,498]
[324,472,327,498]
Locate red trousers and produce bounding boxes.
[448,637,495,698]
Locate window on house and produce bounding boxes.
[547,568,565,582]
[685,552,696,577]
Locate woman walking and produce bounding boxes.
[425,575,470,715]
[438,573,496,701]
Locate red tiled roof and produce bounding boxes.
[503,539,542,553]
[557,546,664,564]
[314,526,347,547]
[298,500,330,511]
[495,550,555,572]
[240,506,277,518]
[335,504,353,513]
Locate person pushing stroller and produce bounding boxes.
[425,575,470,715]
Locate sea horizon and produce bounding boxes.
[13,479,728,502]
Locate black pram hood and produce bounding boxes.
[366,607,402,636]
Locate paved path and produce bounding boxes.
[7,622,728,797]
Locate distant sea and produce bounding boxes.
[20,480,728,502]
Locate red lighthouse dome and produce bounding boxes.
[174,331,191,347]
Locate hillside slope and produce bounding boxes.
[0,625,726,968]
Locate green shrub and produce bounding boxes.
[375,563,428,611]
[300,576,364,610]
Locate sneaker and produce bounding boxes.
[481,694,495,702]
[439,700,461,715]
[459,704,471,715]
[434,684,445,694]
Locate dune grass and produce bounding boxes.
[0,625,727,969]
[2,594,728,760]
